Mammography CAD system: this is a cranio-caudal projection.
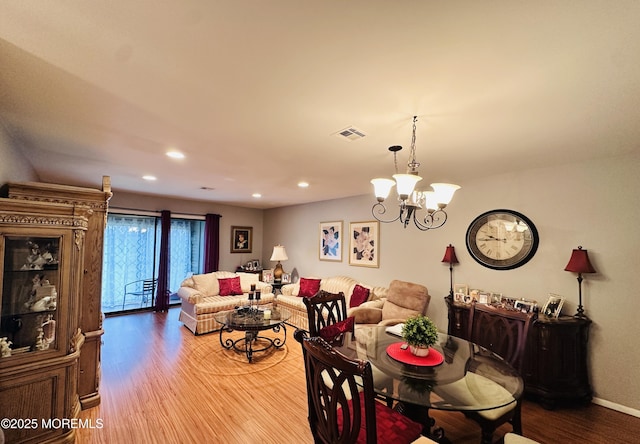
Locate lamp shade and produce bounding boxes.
[431,183,461,206]
[393,173,422,199]
[564,246,596,274]
[441,244,459,264]
[370,178,395,201]
[270,245,288,262]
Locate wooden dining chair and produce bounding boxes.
[293,329,426,444]
[464,302,536,444]
[303,290,353,343]
[304,290,395,406]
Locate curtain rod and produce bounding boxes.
[109,207,218,220]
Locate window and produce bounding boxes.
[101,213,204,313]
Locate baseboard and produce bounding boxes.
[592,397,640,418]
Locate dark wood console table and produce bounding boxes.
[445,296,592,409]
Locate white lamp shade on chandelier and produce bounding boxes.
[392,173,422,199]
[371,178,396,201]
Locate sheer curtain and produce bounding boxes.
[102,215,158,311]
[102,212,206,313]
[169,218,198,290]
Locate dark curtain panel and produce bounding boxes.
[204,213,221,273]
[155,210,171,312]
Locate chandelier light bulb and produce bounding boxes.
[407,190,424,208]
[422,191,439,212]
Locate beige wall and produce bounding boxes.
[264,152,640,413]
[0,123,38,184]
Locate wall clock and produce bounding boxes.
[466,209,539,270]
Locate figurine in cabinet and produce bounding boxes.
[23,273,57,312]
[20,241,58,270]
[0,337,11,357]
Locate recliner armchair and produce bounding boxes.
[349,280,430,326]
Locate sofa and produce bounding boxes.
[178,271,274,335]
[277,276,389,331]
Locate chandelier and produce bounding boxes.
[370,116,460,231]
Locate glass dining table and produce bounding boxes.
[334,325,524,441]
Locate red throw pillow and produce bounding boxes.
[319,317,355,342]
[218,277,243,296]
[349,284,370,308]
[298,278,321,298]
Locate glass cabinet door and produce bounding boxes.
[1,236,60,357]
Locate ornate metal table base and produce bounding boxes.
[219,324,287,363]
[395,402,449,444]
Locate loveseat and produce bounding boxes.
[277,276,389,330]
[178,271,274,335]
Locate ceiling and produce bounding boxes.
[1,1,639,209]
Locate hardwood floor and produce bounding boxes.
[77,308,640,443]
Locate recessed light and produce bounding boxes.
[142,175,157,181]
[298,181,309,188]
[166,151,185,159]
[252,193,262,198]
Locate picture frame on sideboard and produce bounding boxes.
[454,284,468,295]
[542,294,564,318]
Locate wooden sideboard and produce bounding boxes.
[445,297,592,409]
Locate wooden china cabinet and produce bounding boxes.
[3,179,112,410]
[0,179,111,443]
[0,197,89,443]
[445,296,592,409]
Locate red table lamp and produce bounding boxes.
[442,244,459,299]
[564,246,596,318]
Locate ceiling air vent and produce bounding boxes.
[334,126,366,141]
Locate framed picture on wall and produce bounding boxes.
[231,226,252,253]
[348,221,379,268]
[319,221,342,262]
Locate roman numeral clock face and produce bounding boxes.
[466,209,539,270]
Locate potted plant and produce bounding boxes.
[401,315,439,357]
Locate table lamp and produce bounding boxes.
[270,245,288,281]
[564,245,596,318]
[441,244,459,299]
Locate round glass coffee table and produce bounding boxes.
[213,306,291,362]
